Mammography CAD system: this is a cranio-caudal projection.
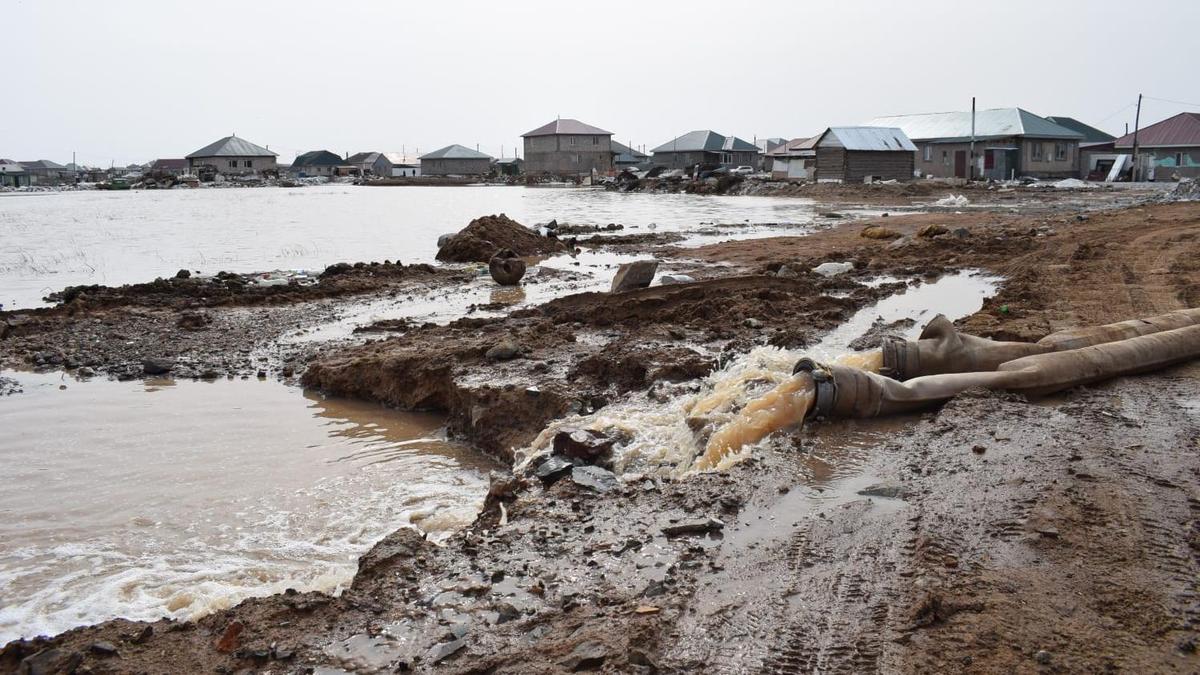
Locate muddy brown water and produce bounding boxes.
[0,373,498,643]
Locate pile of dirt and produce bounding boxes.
[435,214,568,263]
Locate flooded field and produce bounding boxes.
[0,372,497,643]
[0,186,828,309]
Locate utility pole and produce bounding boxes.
[1131,93,1143,182]
[969,96,976,182]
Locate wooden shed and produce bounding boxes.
[814,127,916,183]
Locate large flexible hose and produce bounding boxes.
[801,323,1200,419]
[881,308,1200,380]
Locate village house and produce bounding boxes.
[345,152,389,177]
[757,138,789,172]
[494,157,523,177]
[384,153,421,177]
[812,127,916,183]
[611,141,650,171]
[1045,117,1116,179]
[1113,112,1200,181]
[17,159,73,184]
[650,130,760,172]
[866,108,1083,180]
[0,159,29,187]
[766,137,817,180]
[149,159,190,177]
[290,150,344,177]
[420,145,493,176]
[521,119,613,177]
[186,135,278,179]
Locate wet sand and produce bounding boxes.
[2,185,1199,673]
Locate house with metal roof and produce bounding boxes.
[1045,117,1119,179]
[766,137,818,180]
[0,159,29,187]
[495,156,524,177]
[382,152,421,177]
[1113,112,1200,180]
[650,130,760,172]
[149,159,190,176]
[291,150,344,177]
[812,127,916,183]
[420,145,494,176]
[865,108,1083,180]
[17,159,74,184]
[186,135,278,179]
[521,119,613,177]
[611,141,649,170]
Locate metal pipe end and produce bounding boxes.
[792,358,836,419]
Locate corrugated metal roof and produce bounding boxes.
[610,140,648,160]
[522,118,612,137]
[1045,117,1116,144]
[1113,112,1200,148]
[822,127,916,152]
[186,135,278,158]
[346,151,381,164]
[420,144,494,160]
[864,108,1083,142]
[651,130,759,154]
[17,159,68,170]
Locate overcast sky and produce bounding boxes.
[7,0,1198,166]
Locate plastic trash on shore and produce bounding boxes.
[1052,178,1093,190]
[934,194,969,207]
[812,261,854,278]
[251,270,317,287]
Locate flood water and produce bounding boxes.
[0,372,497,643]
[0,185,827,309]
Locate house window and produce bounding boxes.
[923,146,932,162]
[244,159,252,168]
[942,150,949,166]
[592,137,599,146]
[1055,143,1067,161]
[228,159,237,168]
[1177,152,1185,166]
[569,138,577,146]
[1031,142,1043,162]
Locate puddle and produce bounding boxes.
[0,371,498,643]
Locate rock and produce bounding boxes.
[495,601,521,624]
[90,641,119,656]
[130,625,154,643]
[610,260,658,293]
[437,233,456,249]
[659,274,694,285]
[857,482,912,499]
[916,224,949,238]
[214,620,244,653]
[321,262,353,277]
[534,455,573,482]
[77,366,95,378]
[18,648,82,675]
[429,638,465,664]
[561,641,608,671]
[1034,649,1052,665]
[553,428,615,465]
[861,226,901,240]
[662,517,724,536]
[951,227,971,239]
[812,261,853,277]
[570,465,619,492]
[174,268,191,279]
[488,248,527,285]
[485,340,521,361]
[142,358,175,375]
[886,235,913,251]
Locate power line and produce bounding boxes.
[1097,101,1137,124]
[1142,95,1200,109]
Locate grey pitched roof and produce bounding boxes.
[17,159,68,170]
[151,159,189,170]
[651,130,760,154]
[186,135,278,159]
[820,127,917,152]
[1044,117,1117,144]
[863,108,1084,142]
[293,150,343,167]
[346,151,382,164]
[611,140,649,162]
[522,118,612,137]
[420,144,494,160]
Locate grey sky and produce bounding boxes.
[7,0,1198,166]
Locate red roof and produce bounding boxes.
[1113,112,1200,148]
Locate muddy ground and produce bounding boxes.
[2,186,1199,673]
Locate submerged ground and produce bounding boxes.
[2,182,1199,673]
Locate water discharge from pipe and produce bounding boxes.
[696,373,815,470]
